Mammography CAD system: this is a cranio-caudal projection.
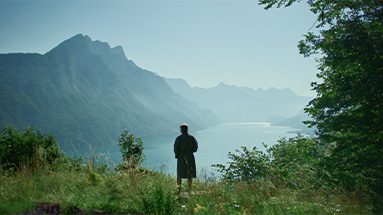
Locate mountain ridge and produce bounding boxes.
[164,77,313,123]
[0,34,219,150]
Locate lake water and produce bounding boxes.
[68,122,297,177]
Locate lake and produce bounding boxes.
[69,122,297,177]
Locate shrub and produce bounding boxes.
[213,135,327,189]
[0,125,63,170]
[268,135,326,189]
[116,129,144,170]
[213,146,270,182]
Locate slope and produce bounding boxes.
[0,34,218,150]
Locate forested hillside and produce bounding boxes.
[0,34,219,150]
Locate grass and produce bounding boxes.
[0,127,375,214]
[0,159,372,214]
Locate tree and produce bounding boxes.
[118,129,144,169]
[259,0,383,210]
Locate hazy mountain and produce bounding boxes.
[272,110,316,137]
[83,36,219,130]
[164,78,313,123]
[0,34,218,150]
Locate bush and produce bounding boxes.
[213,135,327,189]
[213,145,270,182]
[116,129,144,170]
[268,135,326,189]
[0,125,63,170]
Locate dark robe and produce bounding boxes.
[174,133,198,178]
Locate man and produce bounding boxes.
[174,123,198,193]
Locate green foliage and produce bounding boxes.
[259,0,383,210]
[268,135,327,189]
[117,129,144,169]
[213,145,270,182]
[214,135,330,190]
[302,11,383,199]
[0,125,63,170]
[140,174,177,214]
[212,135,371,213]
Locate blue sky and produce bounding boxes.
[0,0,319,96]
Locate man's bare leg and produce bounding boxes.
[187,178,192,190]
[177,177,182,193]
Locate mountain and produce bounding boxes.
[164,78,313,122]
[271,109,316,136]
[0,34,218,150]
[82,36,219,130]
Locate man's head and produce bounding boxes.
[180,123,188,133]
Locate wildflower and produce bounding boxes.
[219,202,226,210]
[194,204,205,213]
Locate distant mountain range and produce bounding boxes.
[0,34,313,150]
[164,78,313,123]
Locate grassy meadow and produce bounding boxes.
[0,153,371,214]
[0,126,373,214]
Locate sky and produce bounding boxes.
[0,0,319,97]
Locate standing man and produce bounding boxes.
[174,123,198,193]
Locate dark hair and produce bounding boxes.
[180,123,188,133]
